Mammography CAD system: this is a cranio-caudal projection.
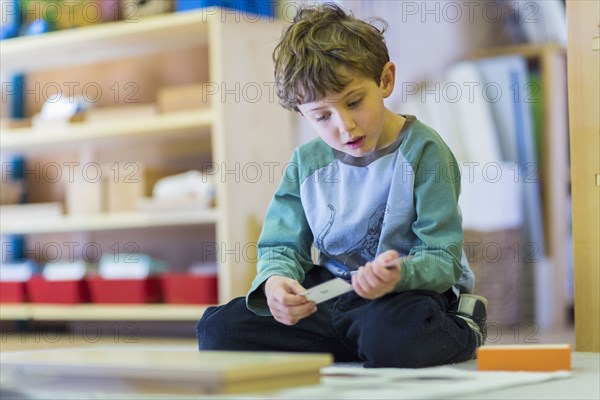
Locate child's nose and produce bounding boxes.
[336,111,356,134]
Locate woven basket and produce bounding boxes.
[464,228,523,327]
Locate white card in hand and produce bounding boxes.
[301,278,353,304]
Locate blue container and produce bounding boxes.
[7,154,25,180]
[237,1,275,17]
[8,18,51,121]
[2,154,27,203]
[0,0,20,40]
[175,0,275,18]
[175,0,216,12]
[0,235,25,263]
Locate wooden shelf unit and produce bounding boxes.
[0,10,295,319]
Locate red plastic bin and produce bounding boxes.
[161,273,218,304]
[87,277,161,304]
[26,276,90,304]
[0,282,27,303]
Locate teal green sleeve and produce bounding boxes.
[246,150,315,316]
[396,138,464,294]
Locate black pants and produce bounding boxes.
[196,267,477,368]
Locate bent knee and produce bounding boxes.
[360,328,475,368]
[362,342,436,368]
[195,301,246,351]
[359,325,454,368]
[196,306,224,350]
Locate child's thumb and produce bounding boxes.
[288,280,307,295]
[383,249,399,262]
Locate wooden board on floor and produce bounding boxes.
[0,346,333,395]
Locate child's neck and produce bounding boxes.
[377,110,406,150]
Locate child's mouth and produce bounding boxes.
[345,136,365,149]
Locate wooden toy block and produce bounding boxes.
[477,344,571,372]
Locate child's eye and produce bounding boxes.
[316,113,331,122]
[348,98,362,108]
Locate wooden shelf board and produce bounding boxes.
[0,209,218,234]
[0,110,213,152]
[0,304,210,321]
[0,305,31,320]
[470,43,567,60]
[0,10,210,73]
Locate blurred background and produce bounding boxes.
[0,0,577,347]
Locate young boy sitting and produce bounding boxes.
[196,2,487,368]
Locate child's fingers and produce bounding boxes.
[352,261,401,300]
[362,263,383,287]
[288,280,308,295]
[351,275,369,297]
[270,280,308,306]
[372,263,400,282]
[270,288,290,305]
[272,301,316,325]
[360,262,393,287]
[352,274,382,299]
[353,266,378,295]
[370,252,402,283]
[280,280,311,305]
[279,292,308,306]
[377,250,399,265]
[275,301,315,317]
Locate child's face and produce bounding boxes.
[297,63,396,158]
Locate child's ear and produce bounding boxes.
[379,61,396,98]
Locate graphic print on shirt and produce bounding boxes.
[316,203,389,269]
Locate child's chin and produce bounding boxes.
[344,148,371,158]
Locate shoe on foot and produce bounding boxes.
[453,294,488,347]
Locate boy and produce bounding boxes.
[197,3,487,368]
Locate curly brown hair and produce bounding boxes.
[273,2,390,112]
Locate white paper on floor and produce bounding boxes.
[3,361,572,400]
[257,366,571,400]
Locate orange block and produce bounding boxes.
[477,344,571,372]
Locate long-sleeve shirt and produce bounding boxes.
[247,115,474,316]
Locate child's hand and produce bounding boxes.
[263,276,317,325]
[352,250,402,300]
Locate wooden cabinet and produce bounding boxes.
[0,10,294,321]
[566,0,600,352]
